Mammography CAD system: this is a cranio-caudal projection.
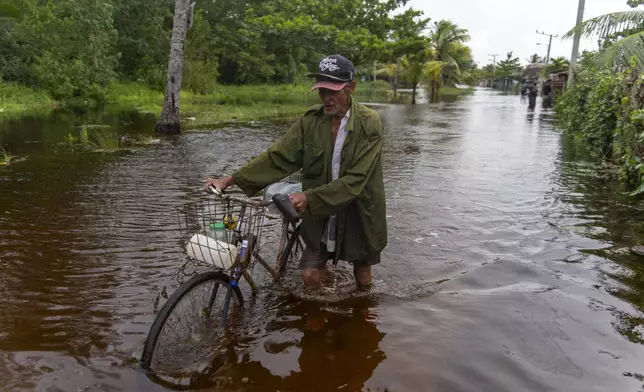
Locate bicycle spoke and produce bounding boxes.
[150,279,234,372]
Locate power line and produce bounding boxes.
[536,30,558,65]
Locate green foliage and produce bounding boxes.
[1,0,452,108]
[72,123,119,150]
[542,57,570,76]
[0,80,52,111]
[563,10,644,71]
[0,144,12,165]
[556,56,644,194]
[581,73,619,158]
[183,9,219,94]
[1,0,118,101]
[495,51,522,79]
[112,0,171,86]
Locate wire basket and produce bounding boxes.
[175,192,266,278]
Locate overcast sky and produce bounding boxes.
[408,0,632,65]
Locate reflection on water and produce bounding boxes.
[146,296,386,391]
[1,89,644,391]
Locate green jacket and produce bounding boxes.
[232,97,387,262]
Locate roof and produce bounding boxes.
[523,63,546,78]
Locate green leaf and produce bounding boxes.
[629,182,644,196]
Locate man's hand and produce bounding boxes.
[289,192,308,212]
[205,176,235,193]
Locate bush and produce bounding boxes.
[556,60,644,195]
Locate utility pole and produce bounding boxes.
[488,53,498,76]
[536,43,548,62]
[536,30,558,65]
[568,0,586,87]
[488,53,498,88]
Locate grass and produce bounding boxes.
[1,80,394,128]
[107,81,393,128]
[438,86,474,97]
[107,82,318,128]
[0,82,54,115]
[1,145,13,165]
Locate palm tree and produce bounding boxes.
[543,56,570,75]
[427,20,471,100]
[376,63,398,94]
[526,53,543,64]
[563,10,644,70]
[401,51,430,104]
[423,60,444,102]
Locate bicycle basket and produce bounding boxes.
[176,193,266,275]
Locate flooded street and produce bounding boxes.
[1,89,644,391]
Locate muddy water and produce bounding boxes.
[1,89,644,392]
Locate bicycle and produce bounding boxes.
[139,178,304,379]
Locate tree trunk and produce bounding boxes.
[411,82,417,105]
[155,0,193,134]
[394,58,400,97]
[430,79,439,103]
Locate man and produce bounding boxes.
[520,79,529,97]
[541,79,553,108]
[206,54,387,289]
[528,79,539,110]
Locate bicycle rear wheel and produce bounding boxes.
[141,271,243,376]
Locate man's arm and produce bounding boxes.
[303,130,382,217]
[231,117,304,197]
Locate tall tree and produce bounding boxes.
[156,0,194,134]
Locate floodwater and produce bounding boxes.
[1,89,644,392]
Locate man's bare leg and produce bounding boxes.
[353,263,372,288]
[301,267,331,289]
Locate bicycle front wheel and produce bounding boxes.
[141,271,243,375]
[276,222,303,278]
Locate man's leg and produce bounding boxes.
[353,261,373,288]
[352,253,379,288]
[299,246,330,289]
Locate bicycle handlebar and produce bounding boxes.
[271,193,300,223]
[207,185,269,207]
[207,185,300,223]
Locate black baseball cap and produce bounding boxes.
[309,54,356,91]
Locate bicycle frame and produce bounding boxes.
[206,186,302,325]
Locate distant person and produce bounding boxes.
[206,54,387,290]
[542,80,553,108]
[521,79,530,97]
[528,80,538,110]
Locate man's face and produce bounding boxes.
[318,81,355,117]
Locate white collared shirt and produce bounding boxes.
[322,109,351,253]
